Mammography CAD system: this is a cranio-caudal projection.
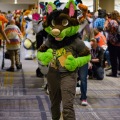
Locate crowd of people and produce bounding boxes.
[0,1,120,110]
[76,9,120,106]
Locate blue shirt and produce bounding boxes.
[94,18,105,29]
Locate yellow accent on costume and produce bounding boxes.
[56,48,66,57]
[23,39,32,49]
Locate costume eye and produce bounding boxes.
[62,19,69,26]
[51,20,55,26]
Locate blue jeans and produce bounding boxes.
[88,65,104,80]
[78,63,88,100]
[104,49,111,66]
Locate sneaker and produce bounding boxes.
[81,100,88,106]
[6,67,14,72]
[105,66,112,71]
[106,73,117,77]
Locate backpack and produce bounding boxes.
[107,20,120,44]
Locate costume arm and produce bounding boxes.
[37,40,53,65]
[65,39,91,71]
[37,48,53,65]
[75,39,90,56]
[76,54,91,67]
[65,54,91,71]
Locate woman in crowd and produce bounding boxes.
[105,10,120,77]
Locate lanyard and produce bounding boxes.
[91,49,97,58]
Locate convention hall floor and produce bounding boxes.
[0,47,120,120]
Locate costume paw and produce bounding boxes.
[64,55,77,71]
[37,49,53,65]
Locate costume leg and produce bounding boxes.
[8,50,15,68]
[15,49,20,65]
[25,49,33,60]
[32,49,37,58]
[15,49,22,69]
[61,72,77,120]
[47,67,61,120]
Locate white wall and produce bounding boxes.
[115,0,120,12]
[0,3,29,12]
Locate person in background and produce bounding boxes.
[0,11,9,46]
[88,38,104,80]
[94,28,107,47]
[94,28,111,70]
[76,4,93,106]
[6,11,13,24]
[104,13,111,39]
[94,9,106,31]
[105,10,120,77]
[5,19,23,71]
[77,41,91,106]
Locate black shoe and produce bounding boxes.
[106,73,117,77]
[76,82,80,87]
[6,67,14,72]
[36,68,44,78]
[16,63,22,70]
[118,71,120,75]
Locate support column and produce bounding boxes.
[93,0,99,12]
[99,0,115,12]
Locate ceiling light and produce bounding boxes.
[14,0,17,4]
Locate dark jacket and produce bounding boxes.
[91,46,104,67]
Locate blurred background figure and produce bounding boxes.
[105,10,120,77]
[88,38,104,80]
[6,11,13,25]
[0,11,9,47]
[5,19,23,71]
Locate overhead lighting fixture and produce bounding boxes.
[14,0,17,4]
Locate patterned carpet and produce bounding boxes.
[0,48,120,120]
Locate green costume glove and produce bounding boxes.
[37,49,53,65]
[64,54,91,71]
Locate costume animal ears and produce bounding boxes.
[46,0,77,17]
[64,0,77,17]
[46,2,57,15]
